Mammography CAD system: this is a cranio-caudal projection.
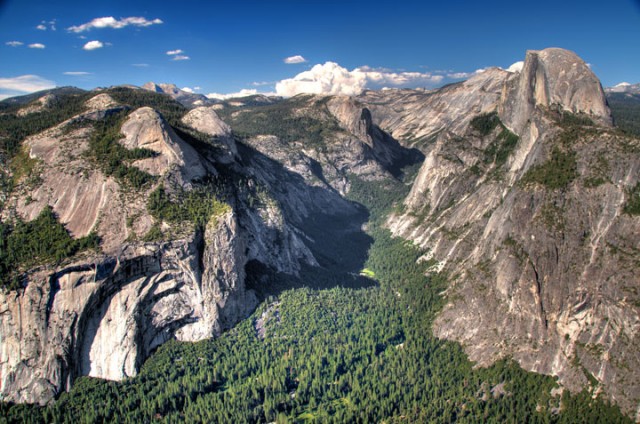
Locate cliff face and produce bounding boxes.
[500,48,612,133]
[379,48,640,415]
[0,85,405,404]
[0,209,254,403]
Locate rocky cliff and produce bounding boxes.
[0,85,405,405]
[375,48,640,416]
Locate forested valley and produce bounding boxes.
[0,159,630,423]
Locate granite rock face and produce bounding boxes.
[181,106,238,163]
[0,94,324,404]
[120,106,210,183]
[500,48,612,133]
[377,48,639,416]
[0,209,254,404]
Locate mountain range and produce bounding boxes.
[0,47,639,420]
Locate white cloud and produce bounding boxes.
[6,41,23,47]
[275,62,444,97]
[276,62,366,96]
[506,61,524,73]
[172,55,190,61]
[355,66,444,88]
[445,67,492,79]
[132,63,149,67]
[28,43,46,49]
[68,16,163,33]
[63,71,92,76]
[447,72,473,79]
[284,55,307,64]
[166,49,183,55]
[252,81,273,87]
[206,88,273,100]
[181,86,202,93]
[38,20,56,31]
[83,40,104,51]
[0,75,55,94]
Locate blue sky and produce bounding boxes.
[0,0,639,99]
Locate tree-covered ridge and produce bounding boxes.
[607,92,640,137]
[217,95,343,151]
[0,206,100,290]
[144,185,231,241]
[105,87,188,127]
[0,166,631,423]
[0,90,93,159]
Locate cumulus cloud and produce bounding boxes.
[275,62,444,97]
[445,67,493,79]
[28,43,46,49]
[206,88,273,100]
[83,40,104,51]
[275,62,366,96]
[181,87,194,93]
[68,16,163,33]
[284,55,307,64]
[356,66,444,88]
[6,41,23,47]
[0,75,56,95]
[63,71,92,76]
[506,61,524,73]
[172,55,190,61]
[166,49,183,55]
[36,24,47,30]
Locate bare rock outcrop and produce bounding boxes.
[84,93,119,111]
[359,67,512,146]
[120,107,209,183]
[181,106,238,163]
[500,48,612,132]
[327,96,412,174]
[16,94,56,117]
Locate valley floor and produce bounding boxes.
[0,174,632,423]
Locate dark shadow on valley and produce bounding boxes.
[231,143,377,300]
